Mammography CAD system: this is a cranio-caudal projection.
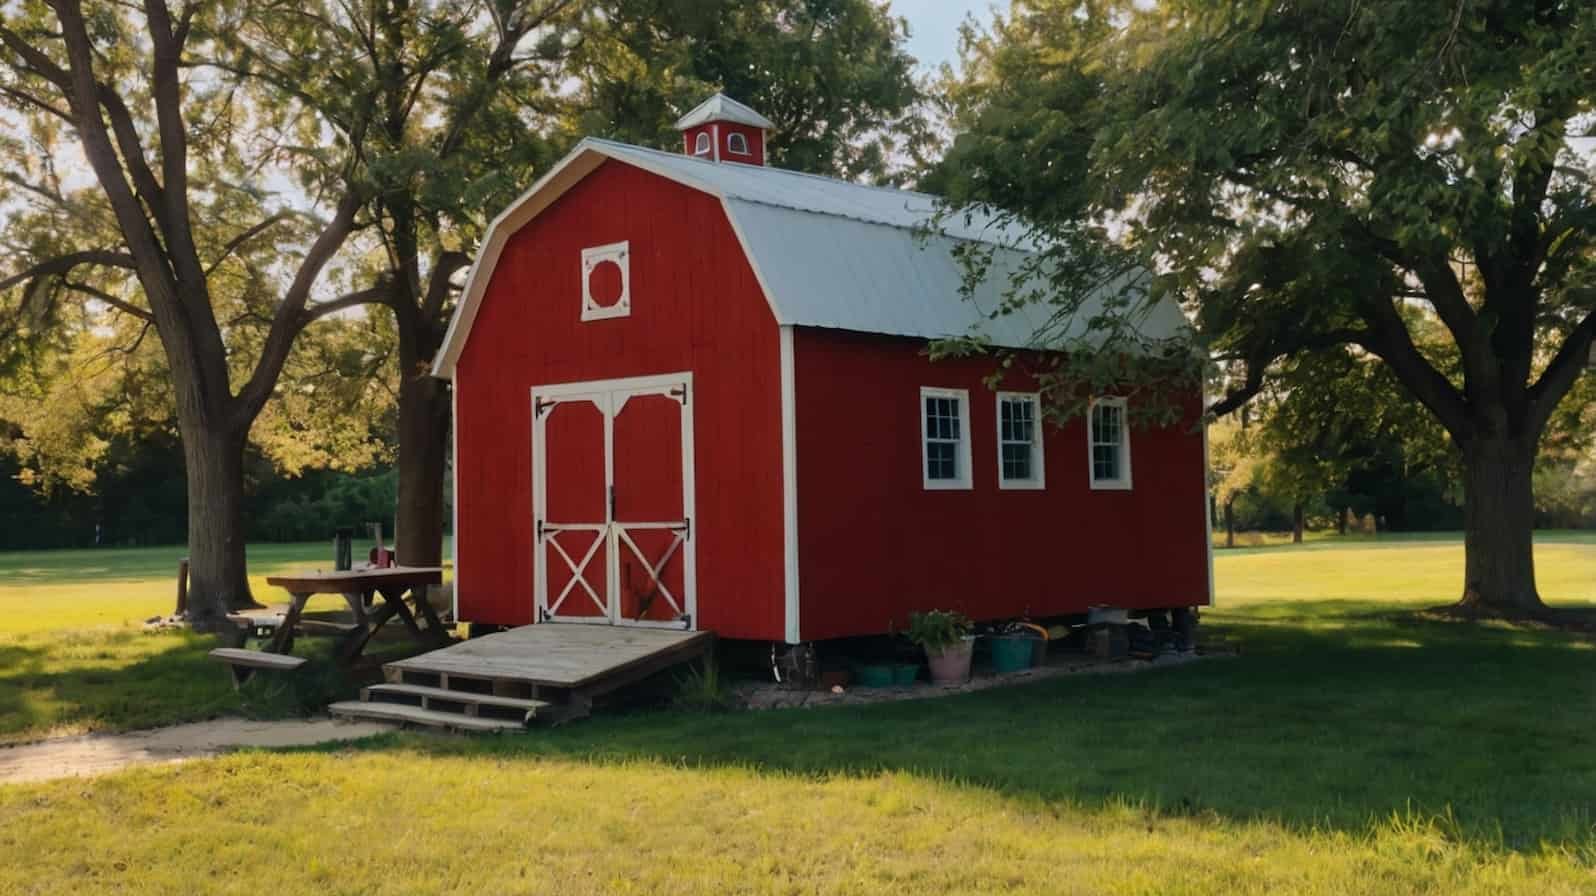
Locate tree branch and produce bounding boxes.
[1525,308,1596,440]
[143,0,204,289]
[302,283,391,324]
[205,212,292,275]
[0,250,137,293]
[420,250,470,321]
[235,192,363,419]
[1355,293,1472,444]
[61,279,155,322]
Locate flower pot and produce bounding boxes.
[854,663,894,688]
[988,635,1036,674]
[926,638,974,685]
[892,663,919,685]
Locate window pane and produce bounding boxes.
[1093,444,1119,480]
[927,441,957,480]
[1002,443,1031,480]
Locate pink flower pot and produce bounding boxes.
[926,638,974,685]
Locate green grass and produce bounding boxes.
[0,540,446,742]
[0,532,1594,893]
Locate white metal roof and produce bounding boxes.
[673,93,776,131]
[432,137,1188,379]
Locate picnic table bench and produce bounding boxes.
[208,566,447,684]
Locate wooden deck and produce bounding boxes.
[387,624,712,688]
[331,624,714,729]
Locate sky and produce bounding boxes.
[890,0,993,73]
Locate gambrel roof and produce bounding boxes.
[432,137,1189,379]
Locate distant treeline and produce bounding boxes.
[0,431,412,550]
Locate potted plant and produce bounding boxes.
[906,610,974,684]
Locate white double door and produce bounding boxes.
[531,373,696,629]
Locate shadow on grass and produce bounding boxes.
[0,629,368,742]
[339,604,1596,853]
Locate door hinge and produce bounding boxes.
[534,397,555,417]
[680,613,692,630]
[539,606,551,622]
[670,386,688,406]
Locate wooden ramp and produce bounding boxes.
[329,624,714,730]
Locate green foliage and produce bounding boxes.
[252,469,400,544]
[566,0,933,181]
[672,655,734,713]
[904,609,973,653]
[935,0,1596,453]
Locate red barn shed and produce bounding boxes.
[433,95,1212,644]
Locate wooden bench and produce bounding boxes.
[208,647,308,689]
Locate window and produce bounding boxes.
[580,241,631,321]
[727,132,750,155]
[997,393,1044,489]
[692,132,712,156]
[1088,397,1132,489]
[920,387,971,490]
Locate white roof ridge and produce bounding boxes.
[581,137,1031,248]
[585,136,942,203]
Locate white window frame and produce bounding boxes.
[727,132,751,156]
[1087,396,1132,490]
[580,241,631,321]
[996,392,1045,490]
[920,387,972,491]
[692,132,712,157]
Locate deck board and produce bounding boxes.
[386,624,712,688]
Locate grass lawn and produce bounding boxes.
[0,533,1594,893]
[0,540,449,742]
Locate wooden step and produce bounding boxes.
[363,683,550,720]
[208,648,307,670]
[326,701,525,733]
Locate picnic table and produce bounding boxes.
[261,566,448,662]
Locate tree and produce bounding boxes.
[235,0,929,567]
[936,0,1596,618]
[566,0,935,182]
[0,1,382,622]
[1207,414,1258,548]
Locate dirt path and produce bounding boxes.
[0,717,394,785]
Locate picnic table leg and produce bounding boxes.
[338,600,401,663]
[265,593,311,655]
[410,585,451,646]
[380,586,427,640]
[339,589,372,630]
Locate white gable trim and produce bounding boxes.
[433,139,791,379]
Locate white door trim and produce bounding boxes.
[531,372,697,629]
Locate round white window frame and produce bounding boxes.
[727,132,750,156]
[581,241,631,321]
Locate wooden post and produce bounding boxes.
[175,558,190,616]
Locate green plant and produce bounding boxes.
[673,656,734,713]
[905,610,973,654]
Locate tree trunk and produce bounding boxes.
[1456,434,1545,616]
[394,340,451,568]
[1223,499,1236,548]
[1337,506,1348,536]
[1292,502,1304,544]
[179,421,259,623]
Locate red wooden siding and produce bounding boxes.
[453,160,786,639]
[791,328,1210,642]
[679,122,766,166]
